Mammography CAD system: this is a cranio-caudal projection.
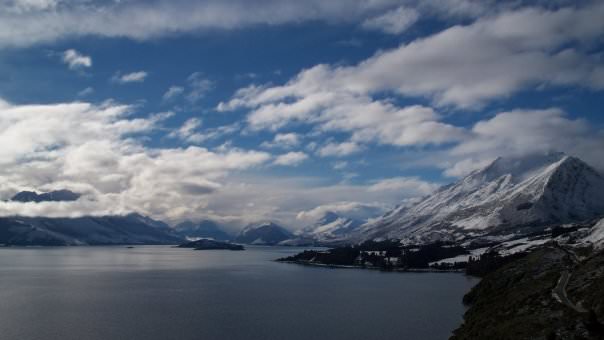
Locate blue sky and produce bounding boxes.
[0,0,603,229]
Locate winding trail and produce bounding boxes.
[551,245,587,313]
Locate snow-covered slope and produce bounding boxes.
[357,152,604,243]
[582,218,604,250]
[300,211,363,243]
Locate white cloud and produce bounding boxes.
[440,108,604,176]
[274,151,308,166]
[204,175,436,229]
[221,2,604,115]
[442,157,493,178]
[168,117,206,144]
[417,0,493,19]
[0,98,271,221]
[61,49,91,70]
[362,6,419,34]
[113,71,148,84]
[0,97,443,226]
[162,86,184,101]
[77,87,94,97]
[221,72,467,149]
[351,4,604,108]
[186,72,214,103]
[332,161,348,170]
[368,177,439,195]
[0,1,409,48]
[261,132,301,149]
[318,141,363,157]
[8,0,59,13]
[287,176,440,226]
[296,201,386,222]
[168,119,242,145]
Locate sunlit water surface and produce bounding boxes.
[0,246,477,340]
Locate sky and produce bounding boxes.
[0,0,603,230]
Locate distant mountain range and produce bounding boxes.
[356,152,604,244]
[0,190,183,246]
[0,213,183,246]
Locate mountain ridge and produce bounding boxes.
[356,152,604,244]
[0,213,183,246]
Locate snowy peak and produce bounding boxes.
[474,151,567,184]
[359,152,604,243]
[312,212,362,236]
[296,211,364,244]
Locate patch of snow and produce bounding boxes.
[429,254,472,266]
[494,237,550,256]
[582,218,604,250]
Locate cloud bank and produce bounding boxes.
[0,99,270,221]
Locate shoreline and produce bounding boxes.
[277,260,467,274]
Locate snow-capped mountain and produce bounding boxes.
[300,211,364,243]
[357,152,604,243]
[234,222,293,245]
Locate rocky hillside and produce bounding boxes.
[452,245,604,339]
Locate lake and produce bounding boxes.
[0,246,478,340]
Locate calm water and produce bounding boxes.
[0,246,477,340]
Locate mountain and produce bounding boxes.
[11,189,81,202]
[234,222,293,245]
[0,213,183,246]
[357,152,604,243]
[173,220,233,241]
[297,211,364,245]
